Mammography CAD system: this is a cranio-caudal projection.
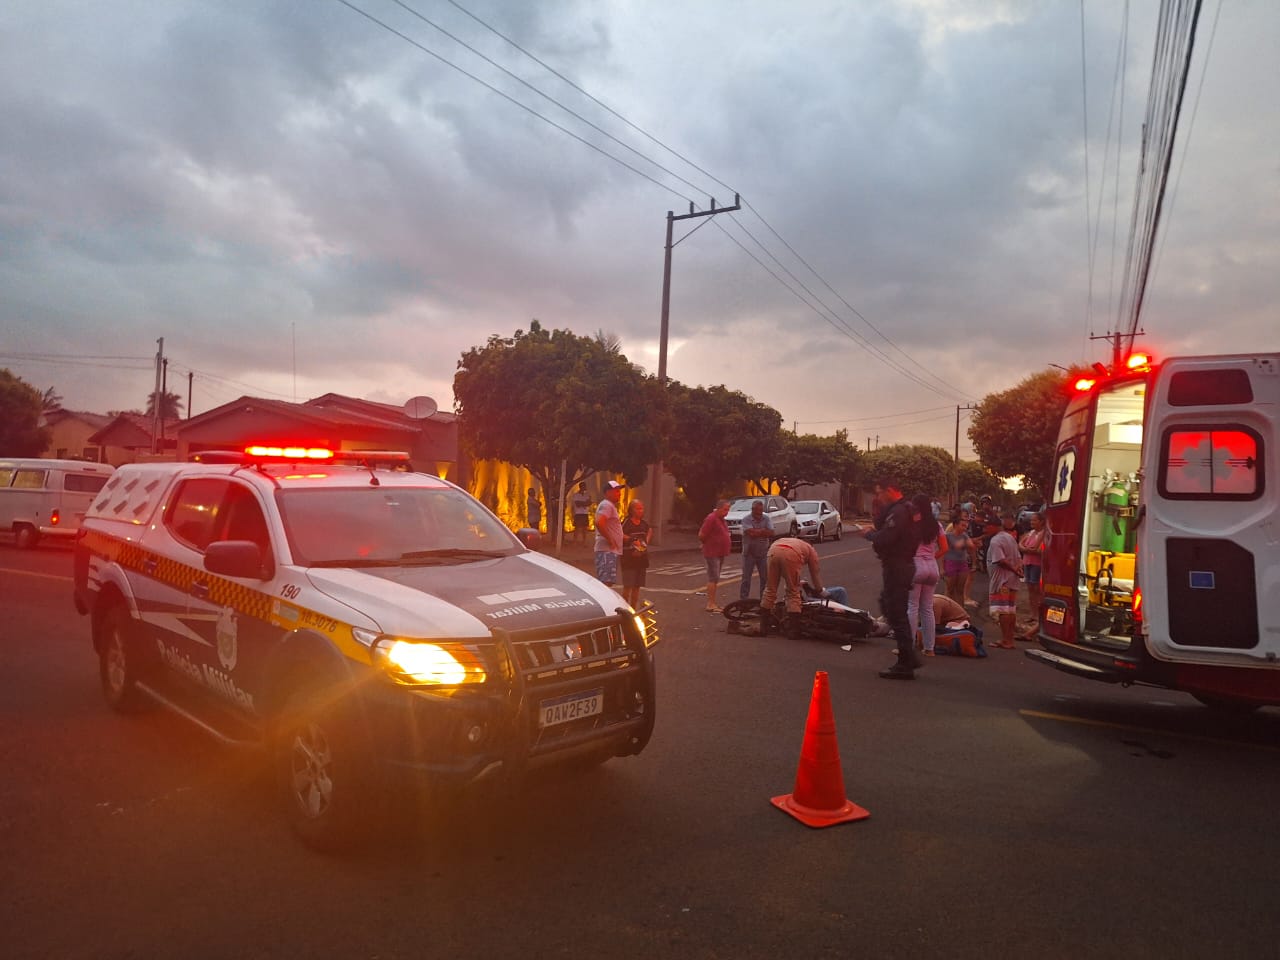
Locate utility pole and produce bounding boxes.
[1090,329,1143,370]
[953,404,977,506]
[151,337,164,455]
[651,194,741,545]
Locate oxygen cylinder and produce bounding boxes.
[1099,478,1130,553]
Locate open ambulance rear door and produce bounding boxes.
[1139,354,1280,671]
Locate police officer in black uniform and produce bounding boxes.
[856,478,921,680]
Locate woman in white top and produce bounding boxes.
[907,493,949,656]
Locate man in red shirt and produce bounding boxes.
[698,499,732,612]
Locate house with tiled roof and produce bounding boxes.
[173,393,459,480]
[88,413,183,464]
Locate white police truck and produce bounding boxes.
[73,448,659,850]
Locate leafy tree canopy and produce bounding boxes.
[41,386,63,413]
[665,383,782,514]
[968,369,1069,494]
[0,369,51,456]
[758,429,859,498]
[955,460,1004,504]
[861,444,955,499]
[146,390,184,419]
[453,320,665,495]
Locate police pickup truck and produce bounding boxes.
[73,449,659,850]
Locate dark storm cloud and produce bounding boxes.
[1,0,1275,451]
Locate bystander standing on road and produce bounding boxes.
[943,507,974,606]
[526,487,541,532]
[619,499,652,609]
[907,493,948,658]
[738,499,773,600]
[698,499,732,613]
[571,483,592,544]
[760,536,825,641]
[1018,510,1048,638]
[986,513,1023,649]
[593,481,625,588]
[854,478,921,680]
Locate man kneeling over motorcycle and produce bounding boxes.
[760,536,825,640]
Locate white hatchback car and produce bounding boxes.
[792,500,842,542]
[724,495,798,549]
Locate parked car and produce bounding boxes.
[792,499,842,542]
[724,495,798,548]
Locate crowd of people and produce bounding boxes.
[527,478,1047,674]
[857,481,1047,679]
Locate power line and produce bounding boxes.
[439,0,960,397]
[341,0,964,399]
[332,0,696,204]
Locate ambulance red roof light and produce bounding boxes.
[1074,377,1097,392]
[245,445,335,460]
[1125,352,1152,372]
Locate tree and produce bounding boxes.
[956,460,1003,503]
[41,386,63,413]
[0,369,51,456]
[968,369,1069,494]
[146,390,184,419]
[758,430,859,498]
[453,320,666,499]
[861,444,955,498]
[664,383,783,514]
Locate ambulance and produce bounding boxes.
[1026,352,1279,711]
[73,447,660,849]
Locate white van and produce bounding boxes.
[0,458,116,548]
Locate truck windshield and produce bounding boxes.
[278,486,520,566]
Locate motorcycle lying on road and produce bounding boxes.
[721,583,887,644]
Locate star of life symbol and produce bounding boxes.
[1054,450,1075,504]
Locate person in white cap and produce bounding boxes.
[593,480,626,587]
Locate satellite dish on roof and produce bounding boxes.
[403,396,438,419]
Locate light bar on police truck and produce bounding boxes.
[245,446,334,459]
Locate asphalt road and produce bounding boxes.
[3,538,1279,959]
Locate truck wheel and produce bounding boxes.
[99,604,150,713]
[15,525,39,549]
[1192,693,1261,715]
[272,685,376,852]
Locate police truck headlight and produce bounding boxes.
[370,637,487,685]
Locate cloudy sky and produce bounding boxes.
[3,0,1276,459]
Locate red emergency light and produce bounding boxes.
[1073,377,1097,392]
[244,445,335,460]
[1125,352,1152,372]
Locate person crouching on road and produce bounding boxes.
[738,499,773,600]
[698,499,732,612]
[760,536,824,640]
[853,478,921,680]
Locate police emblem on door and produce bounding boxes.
[216,607,238,671]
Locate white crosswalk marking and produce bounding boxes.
[649,561,728,578]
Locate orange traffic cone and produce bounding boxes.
[771,670,870,828]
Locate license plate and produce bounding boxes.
[539,688,604,728]
[1046,607,1065,624]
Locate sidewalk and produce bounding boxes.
[537,526,703,570]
